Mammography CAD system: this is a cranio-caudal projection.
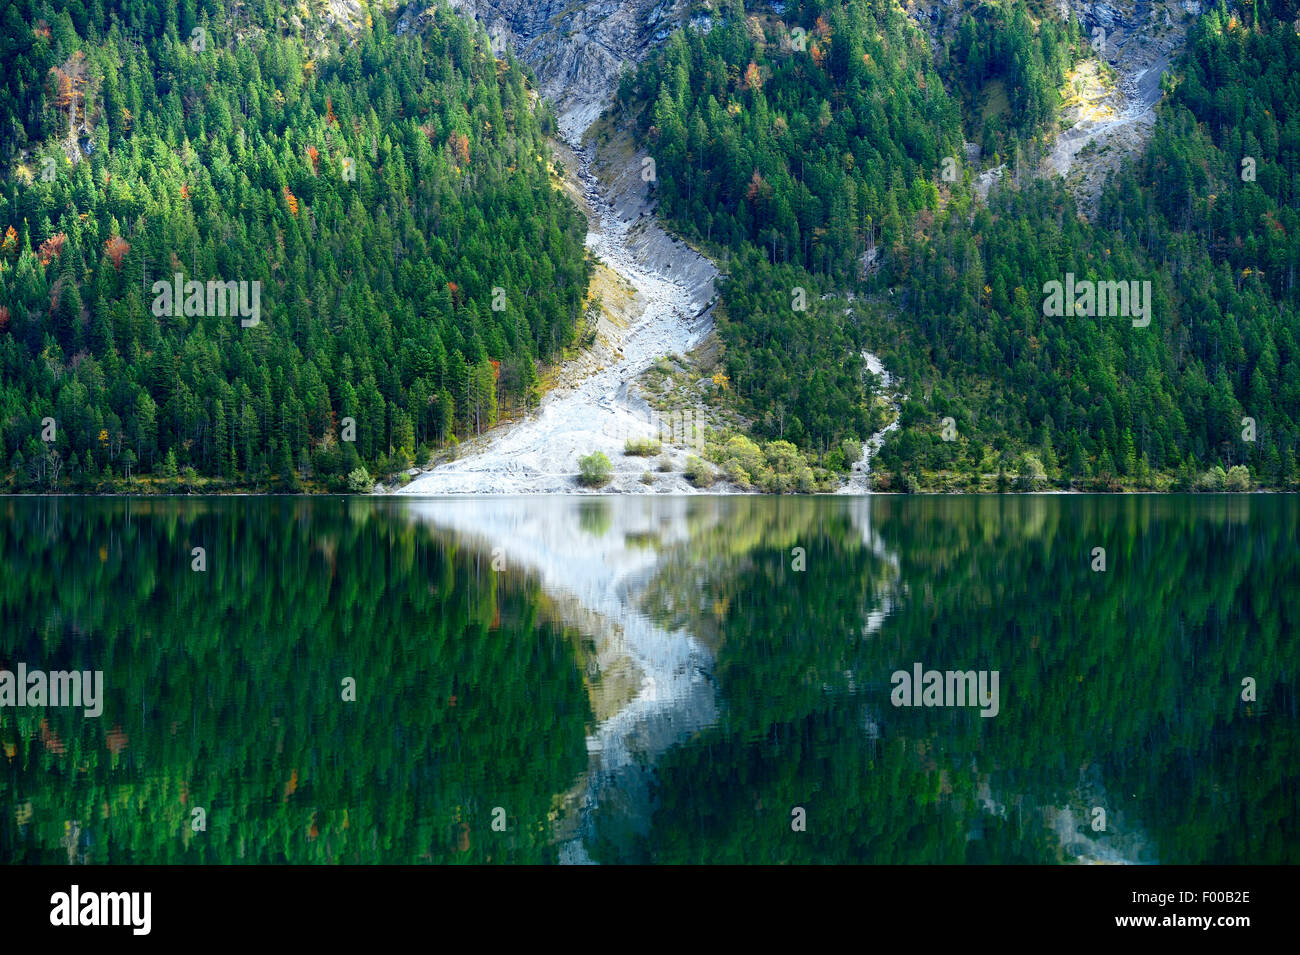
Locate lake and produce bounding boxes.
[1,494,1295,864]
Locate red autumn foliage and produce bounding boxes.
[104,234,130,269]
[37,232,67,266]
[40,719,66,755]
[49,51,87,111]
[283,185,299,215]
[283,768,299,802]
[307,145,320,174]
[448,131,470,164]
[106,725,129,755]
[0,306,10,333]
[55,71,75,108]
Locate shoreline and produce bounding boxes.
[0,488,1288,498]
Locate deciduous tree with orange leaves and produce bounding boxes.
[37,232,67,266]
[448,131,470,164]
[104,235,130,269]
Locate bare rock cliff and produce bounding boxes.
[446,0,708,137]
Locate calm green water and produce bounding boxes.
[1,495,1295,864]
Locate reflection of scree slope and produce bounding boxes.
[406,496,904,862]
[405,497,719,862]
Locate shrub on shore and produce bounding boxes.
[347,467,373,493]
[684,456,715,488]
[578,451,614,487]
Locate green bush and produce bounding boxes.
[1196,465,1228,492]
[759,468,791,493]
[722,457,751,488]
[1225,465,1251,492]
[347,467,374,493]
[624,438,663,456]
[1017,453,1047,490]
[578,451,614,487]
[764,440,803,475]
[685,456,715,488]
[722,435,765,477]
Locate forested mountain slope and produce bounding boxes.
[870,0,1300,490]
[623,0,1300,490]
[3,0,1298,494]
[615,0,970,459]
[0,0,590,491]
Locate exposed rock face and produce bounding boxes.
[447,0,700,137]
[395,4,720,497]
[1048,0,1193,214]
[1069,0,1191,99]
[906,0,1194,215]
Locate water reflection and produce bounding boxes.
[1,495,1295,864]
[1,497,591,863]
[406,496,724,863]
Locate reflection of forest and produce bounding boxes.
[620,495,1298,864]
[0,498,592,863]
[1,496,1294,865]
